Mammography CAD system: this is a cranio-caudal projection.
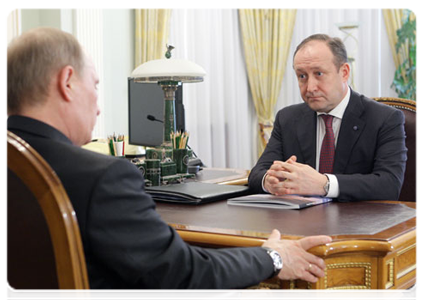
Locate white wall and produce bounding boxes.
[21,9,61,32]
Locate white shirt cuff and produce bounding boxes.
[262,173,270,193]
[325,173,340,198]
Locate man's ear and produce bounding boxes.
[340,63,350,82]
[57,65,76,102]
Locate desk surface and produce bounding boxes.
[156,200,416,289]
[156,200,415,242]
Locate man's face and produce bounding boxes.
[293,41,350,113]
[73,56,100,146]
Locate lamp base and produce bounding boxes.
[160,82,180,147]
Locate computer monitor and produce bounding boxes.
[128,78,184,147]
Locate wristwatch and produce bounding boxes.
[262,247,283,278]
[323,174,330,196]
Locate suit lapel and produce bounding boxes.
[334,91,366,173]
[295,105,317,168]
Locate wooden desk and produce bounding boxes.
[156,200,416,290]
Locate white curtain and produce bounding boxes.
[75,9,105,139]
[168,9,396,169]
[169,9,257,169]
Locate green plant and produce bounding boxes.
[391,10,416,100]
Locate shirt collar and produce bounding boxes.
[317,86,351,119]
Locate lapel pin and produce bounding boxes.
[353,126,358,131]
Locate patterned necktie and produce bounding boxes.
[319,115,335,174]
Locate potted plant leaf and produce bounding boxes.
[391,9,416,100]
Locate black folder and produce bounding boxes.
[146,182,251,204]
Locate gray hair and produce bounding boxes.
[8,27,85,114]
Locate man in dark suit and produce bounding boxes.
[7,27,331,289]
[249,34,407,201]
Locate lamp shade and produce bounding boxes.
[131,58,206,83]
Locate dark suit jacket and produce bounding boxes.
[8,116,273,289]
[248,90,407,201]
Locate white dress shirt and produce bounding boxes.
[316,87,350,198]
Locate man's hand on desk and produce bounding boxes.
[264,156,297,195]
[262,229,332,283]
[264,155,327,196]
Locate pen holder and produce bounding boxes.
[173,149,189,174]
[108,134,125,157]
[114,141,124,157]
